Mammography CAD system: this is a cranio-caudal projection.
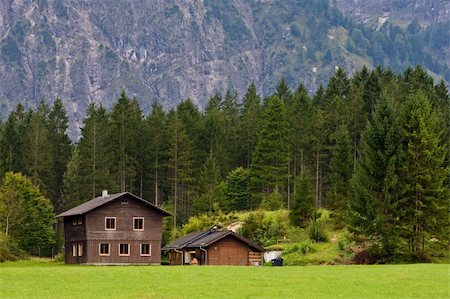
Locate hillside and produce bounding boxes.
[0,0,448,137]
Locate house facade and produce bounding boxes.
[164,227,264,266]
[57,191,170,265]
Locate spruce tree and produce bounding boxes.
[349,94,402,257]
[250,96,290,205]
[193,151,221,214]
[399,92,448,257]
[290,170,315,227]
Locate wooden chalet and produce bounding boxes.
[56,191,170,265]
[163,227,264,266]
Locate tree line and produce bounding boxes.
[0,65,448,260]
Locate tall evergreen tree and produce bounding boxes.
[168,110,194,227]
[48,98,72,212]
[146,102,169,205]
[109,92,143,193]
[238,83,261,168]
[290,170,315,227]
[78,104,116,199]
[327,125,353,224]
[399,92,448,257]
[349,95,402,257]
[193,151,221,214]
[251,96,290,205]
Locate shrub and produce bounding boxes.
[308,220,328,242]
[53,252,64,263]
[260,190,284,211]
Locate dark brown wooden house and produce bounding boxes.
[163,227,264,266]
[56,191,170,265]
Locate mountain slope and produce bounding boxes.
[0,0,448,137]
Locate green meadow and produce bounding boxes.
[0,259,449,298]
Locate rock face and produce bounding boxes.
[334,0,450,27]
[0,0,448,137]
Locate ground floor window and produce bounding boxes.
[140,243,151,256]
[99,243,110,256]
[78,243,83,256]
[72,244,77,257]
[119,243,130,256]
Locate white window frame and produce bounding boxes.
[119,243,130,256]
[78,243,83,256]
[105,217,116,230]
[140,243,151,256]
[99,243,110,256]
[72,244,77,257]
[133,217,144,231]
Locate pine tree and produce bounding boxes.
[193,151,221,214]
[251,96,290,205]
[327,125,353,224]
[238,83,261,168]
[109,91,143,193]
[48,98,72,213]
[399,92,448,257]
[168,111,194,227]
[349,94,402,257]
[146,102,169,205]
[290,170,315,227]
[78,104,116,199]
[224,167,251,211]
[61,146,82,210]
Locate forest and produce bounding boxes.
[0,65,448,262]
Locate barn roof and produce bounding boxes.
[163,228,264,252]
[56,192,171,218]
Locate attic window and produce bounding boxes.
[121,198,128,204]
[72,218,77,226]
[105,217,116,230]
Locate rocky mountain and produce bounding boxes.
[333,0,450,27]
[0,0,448,138]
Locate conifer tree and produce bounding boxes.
[238,83,261,168]
[398,92,448,257]
[193,151,221,214]
[224,167,251,211]
[290,170,315,227]
[349,95,402,257]
[251,96,290,204]
[327,125,353,224]
[61,146,82,210]
[48,98,72,212]
[168,111,194,227]
[146,102,169,205]
[78,104,116,199]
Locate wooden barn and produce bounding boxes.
[163,227,264,266]
[56,191,170,265]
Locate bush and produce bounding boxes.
[53,252,64,263]
[308,220,328,242]
[260,190,284,211]
[282,241,317,255]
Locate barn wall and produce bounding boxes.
[64,216,86,264]
[207,236,249,266]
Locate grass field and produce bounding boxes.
[0,259,449,298]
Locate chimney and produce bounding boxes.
[102,190,109,198]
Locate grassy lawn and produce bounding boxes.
[0,259,449,298]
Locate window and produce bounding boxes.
[119,244,130,256]
[72,244,77,257]
[140,243,151,256]
[133,217,144,231]
[105,217,116,230]
[78,217,83,225]
[78,243,83,256]
[121,198,128,204]
[99,243,110,256]
[72,218,77,226]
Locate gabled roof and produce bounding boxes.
[56,192,171,218]
[163,229,264,252]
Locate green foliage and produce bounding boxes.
[308,219,329,243]
[241,210,289,246]
[223,167,251,211]
[260,189,284,211]
[282,241,317,255]
[180,212,238,235]
[289,171,315,227]
[0,172,55,253]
